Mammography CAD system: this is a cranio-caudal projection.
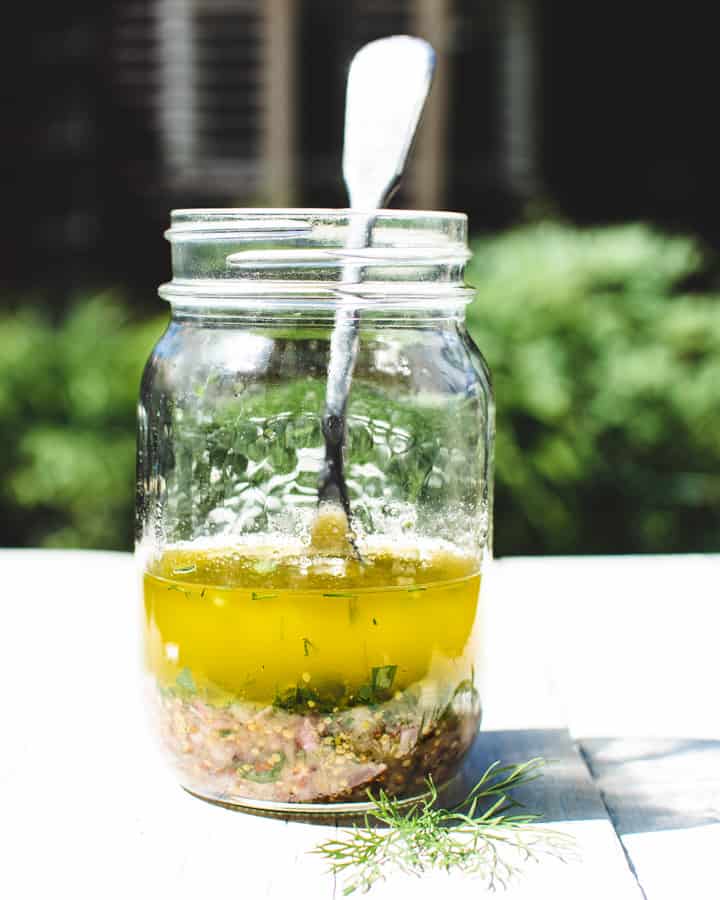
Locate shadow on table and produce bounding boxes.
[577,736,720,834]
[446,727,609,824]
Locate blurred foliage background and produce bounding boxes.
[4,4,720,555]
[2,222,718,556]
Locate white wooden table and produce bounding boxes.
[1,551,718,899]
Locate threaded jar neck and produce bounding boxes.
[160,208,473,308]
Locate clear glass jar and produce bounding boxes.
[137,209,493,814]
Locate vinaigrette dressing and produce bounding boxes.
[144,537,481,704]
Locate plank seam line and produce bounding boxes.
[577,740,649,900]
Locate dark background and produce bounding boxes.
[4,1,719,303]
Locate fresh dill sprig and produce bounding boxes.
[313,758,575,895]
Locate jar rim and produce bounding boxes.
[162,207,472,303]
[168,208,467,234]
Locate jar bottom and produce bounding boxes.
[149,665,483,811]
[174,724,481,820]
[181,767,467,821]
[164,708,480,815]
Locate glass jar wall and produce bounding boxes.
[137,210,493,814]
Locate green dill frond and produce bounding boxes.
[312,757,575,894]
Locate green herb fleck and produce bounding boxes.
[406,585,426,592]
[273,680,344,714]
[303,637,315,657]
[348,595,359,623]
[175,667,196,695]
[372,617,378,626]
[252,591,278,602]
[357,683,373,703]
[371,664,397,694]
[217,729,233,738]
[239,751,287,784]
[453,678,475,696]
[354,664,398,706]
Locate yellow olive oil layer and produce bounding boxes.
[143,536,482,704]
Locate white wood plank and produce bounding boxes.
[620,825,720,900]
[494,554,720,900]
[580,736,720,832]
[578,735,720,900]
[500,554,720,740]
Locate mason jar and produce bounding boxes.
[137,209,494,814]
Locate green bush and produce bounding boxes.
[466,222,720,554]
[0,296,165,549]
[1,222,718,554]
